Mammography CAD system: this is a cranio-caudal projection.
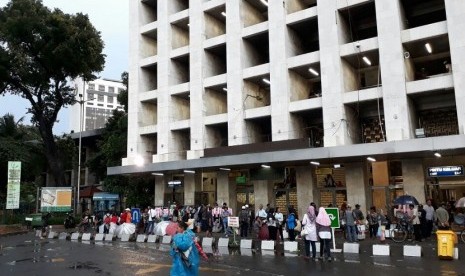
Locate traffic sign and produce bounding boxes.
[131,208,141,224]
[325,208,340,228]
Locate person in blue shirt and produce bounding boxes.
[170,221,200,276]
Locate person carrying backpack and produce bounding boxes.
[286,209,297,241]
[239,206,250,237]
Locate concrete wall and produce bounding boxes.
[241,1,266,28]
[204,14,226,39]
[205,88,227,116]
[141,102,157,126]
[204,51,226,78]
[253,180,274,209]
[445,0,465,134]
[296,166,316,218]
[289,70,308,101]
[376,0,413,141]
[402,159,426,204]
[345,162,368,212]
[140,35,157,58]
[217,171,237,214]
[154,175,166,206]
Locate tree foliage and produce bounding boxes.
[86,72,154,208]
[0,0,105,186]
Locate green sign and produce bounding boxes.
[325,207,340,228]
[236,175,246,184]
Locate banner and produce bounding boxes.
[6,161,21,209]
[41,187,72,212]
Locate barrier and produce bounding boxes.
[343,242,359,254]
[373,244,390,256]
[202,237,214,247]
[94,233,104,241]
[136,235,147,243]
[284,241,298,252]
[217,238,229,247]
[104,234,114,241]
[70,232,80,240]
[58,232,68,240]
[121,234,131,242]
[240,239,252,249]
[403,245,421,257]
[162,235,172,244]
[147,235,157,243]
[81,233,91,241]
[47,231,57,239]
[261,240,275,250]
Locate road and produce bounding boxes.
[1,233,464,276]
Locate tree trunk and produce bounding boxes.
[37,118,66,187]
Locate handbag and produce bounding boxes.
[294,220,302,232]
[300,227,309,236]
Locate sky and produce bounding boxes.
[0,0,129,135]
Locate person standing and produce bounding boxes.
[239,206,249,238]
[343,205,357,243]
[170,221,200,276]
[267,208,277,241]
[367,206,379,239]
[418,204,427,241]
[221,205,232,237]
[286,208,297,241]
[409,204,421,242]
[316,207,332,262]
[436,202,450,230]
[423,199,435,238]
[274,207,284,242]
[302,206,318,260]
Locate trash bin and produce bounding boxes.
[436,230,457,259]
[29,213,44,229]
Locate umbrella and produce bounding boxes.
[394,195,419,205]
[165,222,179,236]
[154,221,170,236]
[456,197,465,208]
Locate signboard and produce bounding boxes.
[131,208,141,224]
[427,166,464,177]
[325,208,340,228]
[6,161,21,209]
[41,187,72,212]
[228,216,240,228]
[236,176,246,184]
[168,180,182,187]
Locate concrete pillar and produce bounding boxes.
[269,0,295,141]
[217,171,237,214]
[445,0,465,134]
[296,167,316,218]
[318,0,352,146]
[154,175,166,206]
[183,173,197,206]
[345,162,368,212]
[253,180,274,212]
[402,159,426,204]
[187,0,205,159]
[226,0,247,145]
[376,0,413,140]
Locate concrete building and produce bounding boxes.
[69,78,125,133]
[109,0,465,217]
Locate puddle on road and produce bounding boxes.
[69,261,103,274]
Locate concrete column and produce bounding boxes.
[217,171,237,215]
[183,173,197,206]
[269,0,295,141]
[187,0,205,159]
[402,159,426,204]
[345,162,368,212]
[227,0,247,145]
[253,180,274,211]
[318,0,352,146]
[445,0,465,134]
[296,167,316,218]
[376,1,413,140]
[157,0,174,157]
[154,175,166,206]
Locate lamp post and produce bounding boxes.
[75,79,94,215]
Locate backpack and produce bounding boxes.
[240,210,249,223]
[287,213,296,229]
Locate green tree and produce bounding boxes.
[0,0,105,186]
[86,72,153,208]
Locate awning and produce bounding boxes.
[79,186,102,198]
[93,192,119,201]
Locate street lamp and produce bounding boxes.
[75,79,94,215]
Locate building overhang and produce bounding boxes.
[107,134,465,176]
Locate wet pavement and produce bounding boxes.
[1,232,464,276]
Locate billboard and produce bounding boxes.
[41,187,72,212]
[6,161,21,209]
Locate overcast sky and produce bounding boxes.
[0,0,129,135]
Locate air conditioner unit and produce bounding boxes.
[415,128,425,138]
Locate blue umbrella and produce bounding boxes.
[394,195,419,205]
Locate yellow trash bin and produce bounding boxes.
[436,230,457,259]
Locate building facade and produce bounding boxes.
[69,78,125,133]
[110,0,465,217]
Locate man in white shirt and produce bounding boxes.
[423,200,435,238]
[257,204,267,221]
[146,206,157,234]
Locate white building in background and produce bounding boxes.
[109,0,465,217]
[69,78,125,133]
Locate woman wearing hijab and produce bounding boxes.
[302,205,318,260]
[316,207,332,262]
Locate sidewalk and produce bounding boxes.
[0,224,28,237]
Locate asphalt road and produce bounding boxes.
[1,233,464,276]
